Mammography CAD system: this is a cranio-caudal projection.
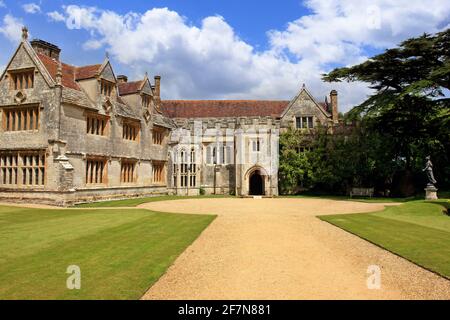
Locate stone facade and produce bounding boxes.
[0,32,339,205]
[164,85,338,197]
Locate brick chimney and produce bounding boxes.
[30,39,61,61]
[117,75,128,83]
[154,75,161,99]
[330,90,338,123]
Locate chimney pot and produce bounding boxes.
[154,75,161,100]
[330,90,339,123]
[117,75,128,83]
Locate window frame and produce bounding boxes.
[85,157,108,186]
[152,126,165,145]
[120,159,138,184]
[296,116,314,129]
[0,150,46,187]
[1,105,40,132]
[122,119,140,142]
[8,68,35,90]
[153,161,166,184]
[142,94,152,108]
[86,112,110,137]
[100,79,114,97]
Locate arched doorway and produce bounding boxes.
[249,170,265,196]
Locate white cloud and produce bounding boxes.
[0,14,23,43]
[47,11,65,22]
[49,2,450,111]
[22,3,41,14]
[0,1,6,8]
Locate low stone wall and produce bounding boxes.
[0,185,169,206]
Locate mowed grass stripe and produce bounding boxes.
[320,212,450,279]
[0,209,215,299]
[0,208,153,261]
[371,201,450,232]
[75,195,229,208]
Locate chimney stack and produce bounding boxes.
[330,90,338,123]
[154,75,161,100]
[117,75,128,83]
[30,39,61,61]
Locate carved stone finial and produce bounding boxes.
[105,51,109,59]
[56,62,62,85]
[21,26,28,41]
[302,83,306,89]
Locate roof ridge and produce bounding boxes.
[75,63,102,70]
[162,99,290,102]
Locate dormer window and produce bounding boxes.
[10,69,34,90]
[142,94,151,108]
[100,80,114,97]
[153,127,164,145]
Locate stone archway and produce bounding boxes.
[249,170,265,196]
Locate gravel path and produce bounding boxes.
[140,198,450,300]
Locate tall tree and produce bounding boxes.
[323,29,450,190]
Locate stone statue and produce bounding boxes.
[423,156,438,200]
[423,156,437,187]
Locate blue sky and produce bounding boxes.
[0,1,312,65]
[0,0,449,111]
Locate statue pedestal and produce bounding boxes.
[425,186,438,200]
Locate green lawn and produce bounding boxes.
[75,195,230,208]
[0,206,215,299]
[286,189,450,203]
[319,200,450,279]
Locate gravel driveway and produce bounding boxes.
[140,198,450,300]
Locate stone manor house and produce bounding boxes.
[0,29,339,205]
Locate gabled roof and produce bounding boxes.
[75,64,102,80]
[118,80,144,95]
[36,53,80,90]
[280,86,331,118]
[161,100,290,119]
[0,41,55,88]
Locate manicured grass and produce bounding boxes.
[285,190,450,203]
[0,206,215,299]
[319,200,450,278]
[75,195,230,208]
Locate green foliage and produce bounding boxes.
[278,128,312,194]
[279,124,402,195]
[319,28,450,192]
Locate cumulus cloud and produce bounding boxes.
[0,1,6,8]
[48,2,450,111]
[22,3,41,14]
[0,14,23,43]
[47,11,65,22]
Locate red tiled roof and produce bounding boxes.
[37,53,80,90]
[37,54,103,90]
[161,100,290,118]
[118,80,144,95]
[75,64,102,80]
[318,102,330,113]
